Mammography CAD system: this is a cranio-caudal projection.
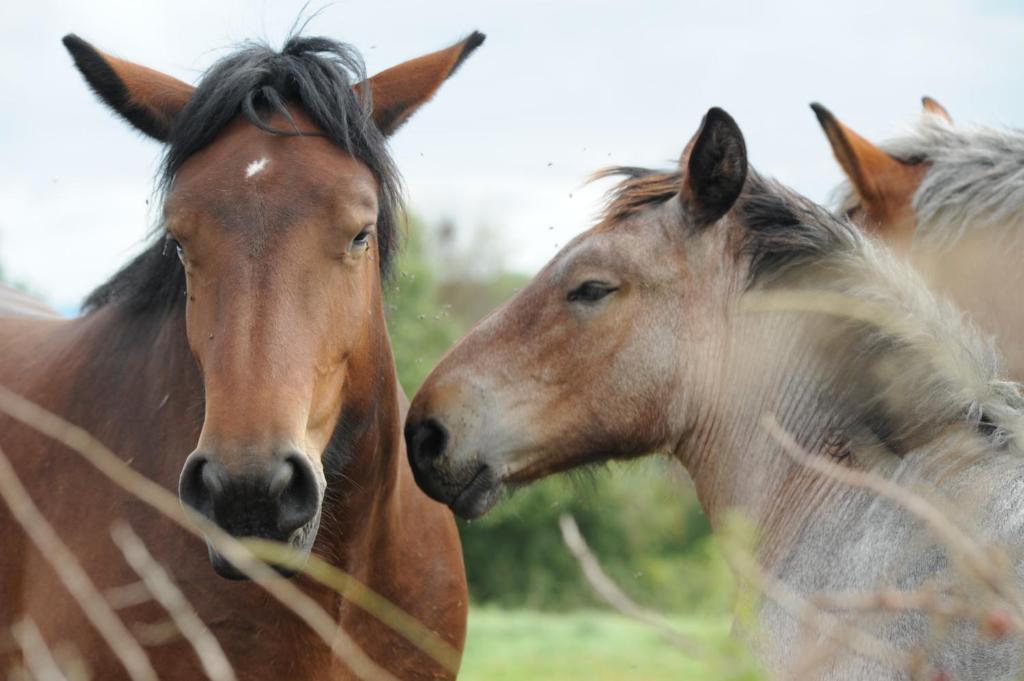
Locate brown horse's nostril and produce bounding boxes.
[407,418,449,465]
[275,453,320,536]
[179,452,222,519]
[178,450,321,540]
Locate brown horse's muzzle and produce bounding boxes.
[178,450,324,579]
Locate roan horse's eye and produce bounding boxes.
[567,281,618,304]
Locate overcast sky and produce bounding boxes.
[3,0,1023,310]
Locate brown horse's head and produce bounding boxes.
[65,31,483,577]
[810,99,950,248]
[406,108,754,518]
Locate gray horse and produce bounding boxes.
[406,108,1024,679]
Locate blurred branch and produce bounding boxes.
[0,385,402,681]
[0,443,158,681]
[762,413,1024,626]
[11,618,69,681]
[718,527,911,679]
[110,521,237,681]
[104,582,154,611]
[558,513,706,657]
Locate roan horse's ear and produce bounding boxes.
[922,96,953,124]
[62,34,194,142]
[360,31,485,136]
[680,107,748,227]
[811,102,925,237]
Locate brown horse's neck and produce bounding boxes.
[313,328,408,570]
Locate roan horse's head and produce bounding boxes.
[406,108,752,518]
[65,32,483,577]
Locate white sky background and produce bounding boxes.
[1,0,1022,310]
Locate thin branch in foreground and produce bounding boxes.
[557,513,706,657]
[110,521,237,681]
[11,618,68,681]
[717,528,912,678]
[0,444,158,681]
[103,582,153,611]
[761,413,1024,627]
[0,385,401,681]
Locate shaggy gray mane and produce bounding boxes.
[833,117,1024,247]
[596,164,1024,449]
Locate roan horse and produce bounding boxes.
[0,31,483,680]
[406,108,1024,679]
[812,99,1024,379]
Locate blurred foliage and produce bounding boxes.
[461,608,763,681]
[386,216,729,613]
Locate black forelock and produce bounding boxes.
[593,166,857,287]
[736,171,858,286]
[84,34,402,313]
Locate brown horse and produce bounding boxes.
[812,99,1024,379]
[0,31,482,680]
[407,109,1024,679]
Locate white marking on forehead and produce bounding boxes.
[245,157,269,179]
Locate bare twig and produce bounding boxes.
[104,582,153,611]
[717,527,911,677]
[10,618,69,681]
[237,538,461,672]
[0,443,158,681]
[558,513,706,657]
[110,521,237,681]
[0,385,400,681]
[762,413,1024,626]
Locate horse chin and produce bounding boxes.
[205,514,321,581]
[449,465,504,520]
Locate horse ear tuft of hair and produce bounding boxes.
[62,33,194,141]
[360,31,486,136]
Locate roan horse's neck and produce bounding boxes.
[675,306,969,563]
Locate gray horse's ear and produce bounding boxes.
[922,96,952,124]
[63,34,194,142]
[680,108,748,227]
[358,31,485,136]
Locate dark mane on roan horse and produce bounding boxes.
[83,35,404,314]
[593,166,858,287]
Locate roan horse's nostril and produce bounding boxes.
[407,418,449,464]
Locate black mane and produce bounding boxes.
[84,35,402,312]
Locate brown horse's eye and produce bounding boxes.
[164,237,185,263]
[567,281,617,303]
[351,227,373,249]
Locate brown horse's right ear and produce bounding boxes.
[680,107,748,227]
[63,34,194,142]
[811,102,924,234]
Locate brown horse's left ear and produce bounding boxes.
[680,107,748,227]
[922,96,953,124]
[62,34,194,142]
[359,31,485,136]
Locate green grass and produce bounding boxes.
[458,608,763,681]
